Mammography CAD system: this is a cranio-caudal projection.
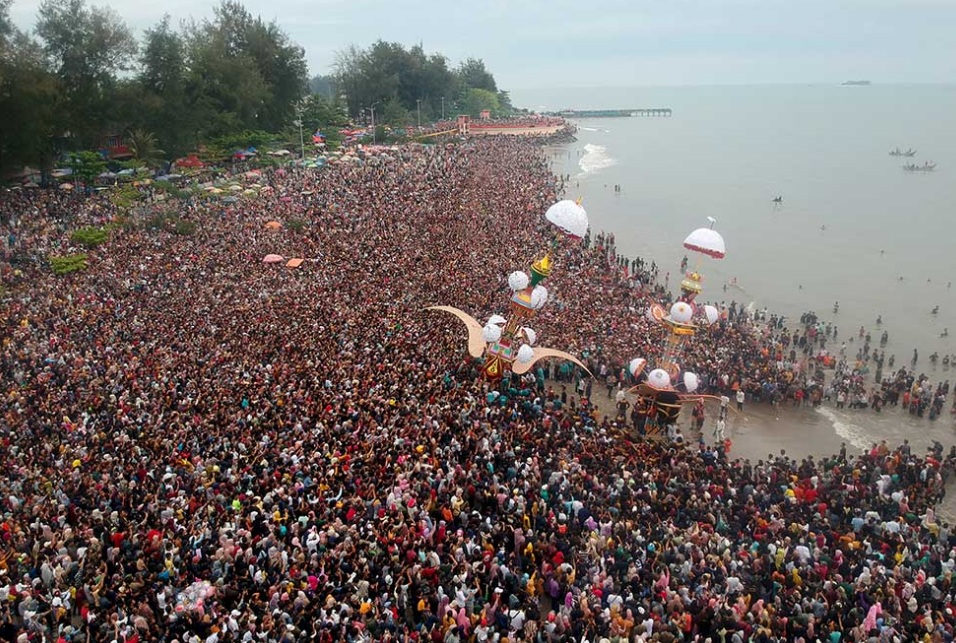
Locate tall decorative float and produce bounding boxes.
[428,200,592,382]
[630,218,727,429]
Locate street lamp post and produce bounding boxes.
[416,99,422,128]
[441,96,445,120]
[292,119,305,162]
[369,104,377,145]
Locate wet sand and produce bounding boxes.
[579,387,956,521]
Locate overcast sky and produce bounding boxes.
[10,0,956,91]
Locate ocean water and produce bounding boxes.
[512,84,956,454]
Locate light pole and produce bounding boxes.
[416,99,422,128]
[293,119,305,162]
[368,101,381,145]
[441,96,445,120]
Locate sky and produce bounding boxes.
[10,0,956,95]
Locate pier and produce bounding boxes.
[547,108,672,118]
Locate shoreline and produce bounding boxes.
[546,130,956,458]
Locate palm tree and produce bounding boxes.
[126,129,166,168]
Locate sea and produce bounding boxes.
[511,84,956,457]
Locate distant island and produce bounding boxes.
[842,80,872,86]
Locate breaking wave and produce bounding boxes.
[816,406,871,452]
[578,143,617,175]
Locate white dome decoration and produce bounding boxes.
[517,344,535,364]
[545,200,589,239]
[670,301,694,324]
[530,285,549,310]
[683,227,726,259]
[522,327,538,346]
[482,324,502,343]
[487,314,507,326]
[508,271,530,291]
[647,368,671,389]
[629,358,647,377]
[683,372,700,393]
[703,305,720,326]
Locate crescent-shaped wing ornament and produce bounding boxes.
[426,306,486,358]
[511,347,592,377]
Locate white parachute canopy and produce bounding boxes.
[508,271,530,291]
[647,368,671,389]
[703,305,720,326]
[545,200,589,239]
[517,344,535,364]
[683,372,699,393]
[629,358,647,377]
[482,324,502,343]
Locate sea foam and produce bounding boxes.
[578,143,617,175]
[816,406,871,452]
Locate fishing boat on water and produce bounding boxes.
[889,148,917,157]
[903,161,936,172]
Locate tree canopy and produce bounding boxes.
[0,0,517,175]
[333,41,515,122]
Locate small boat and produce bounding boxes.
[903,162,936,172]
[889,148,917,157]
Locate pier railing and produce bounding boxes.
[546,109,673,118]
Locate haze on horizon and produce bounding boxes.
[8,0,956,91]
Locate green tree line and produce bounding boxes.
[330,41,516,125]
[0,0,517,176]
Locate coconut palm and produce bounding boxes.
[126,129,166,168]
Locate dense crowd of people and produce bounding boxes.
[3,136,956,643]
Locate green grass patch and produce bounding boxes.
[70,227,109,249]
[50,254,88,275]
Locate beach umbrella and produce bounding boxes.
[263,254,284,263]
[545,200,589,239]
[265,221,282,230]
[286,258,304,268]
[683,226,726,259]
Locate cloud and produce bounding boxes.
[10,0,956,88]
